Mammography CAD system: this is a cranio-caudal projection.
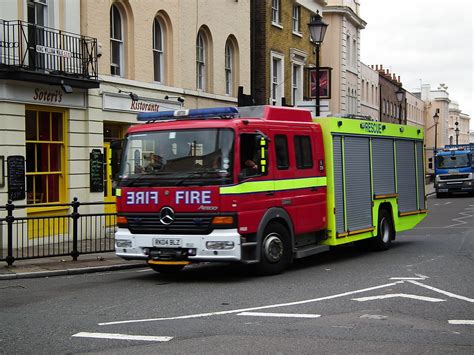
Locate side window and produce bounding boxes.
[275,135,289,170]
[294,135,313,169]
[239,133,268,178]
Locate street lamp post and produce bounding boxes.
[433,111,439,152]
[308,10,328,117]
[455,121,460,145]
[395,87,405,125]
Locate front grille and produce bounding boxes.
[125,213,213,235]
[439,174,469,180]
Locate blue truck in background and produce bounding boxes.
[433,144,474,198]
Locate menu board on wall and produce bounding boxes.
[90,149,104,193]
[7,156,26,201]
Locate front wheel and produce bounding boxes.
[255,222,292,276]
[370,209,394,251]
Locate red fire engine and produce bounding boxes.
[114,106,427,275]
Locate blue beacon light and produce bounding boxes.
[137,107,239,122]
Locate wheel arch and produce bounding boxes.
[256,207,295,262]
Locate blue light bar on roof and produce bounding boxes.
[137,107,239,122]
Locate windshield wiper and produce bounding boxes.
[174,170,222,186]
[122,172,173,187]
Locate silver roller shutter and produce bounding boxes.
[396,140,417,213]
[344,136,372,231]
[372,138,395,195]
[416,141,426,210]
[333,136,345,233]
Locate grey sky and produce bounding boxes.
[360,0,473,126]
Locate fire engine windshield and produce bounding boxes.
[436,154,470,169]
[119,128,234,186]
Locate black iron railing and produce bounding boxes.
[0,198,116,266]
[0,19,98,80]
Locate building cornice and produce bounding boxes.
[323,5,367,29]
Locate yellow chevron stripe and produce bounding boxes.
[220,176,327,195]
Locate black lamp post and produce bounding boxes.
[433,110,439,152]
[395,87,405,124]
[455,121,460,145]
[308,10,328,117]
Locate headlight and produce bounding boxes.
[116,239,132,248]
[206,241,235,250]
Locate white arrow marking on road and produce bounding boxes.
[237,312,321,318]
[72,332,173,342]
[448,320,474,325]
[390,273,429,280]
[99,281,404,326]
[408,280,474,303]
[352,293,445,302]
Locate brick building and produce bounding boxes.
[375,65,407,125]
[250,0,326,108]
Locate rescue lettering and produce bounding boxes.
[175,190,211,205]
[126,191,159,205]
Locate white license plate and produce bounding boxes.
[153,238,182,247]
[438,189,448,192]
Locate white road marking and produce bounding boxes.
[72,332,172,342]
[98,281,404,326]
[237,312,321,318]
[444,206,474,228]
[360,314,388,320]
[408,280,474,303]
[448,320,474,325]
[352,293,445,303]
[390,273,429,281]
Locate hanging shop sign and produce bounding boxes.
[102,92,182,114]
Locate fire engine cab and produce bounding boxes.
[114,106,427,275]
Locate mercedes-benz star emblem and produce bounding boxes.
[159,207,175,225]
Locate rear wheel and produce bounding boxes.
[255,222,292,276]
[148,263,185,273]
[370,209,394,251]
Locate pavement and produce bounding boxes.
[0,183,436,280]
[0,252,146,280]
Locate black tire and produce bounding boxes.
[255,222,292,276]
[370,209,394,251]
[148,263,185,273]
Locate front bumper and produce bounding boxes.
[115,228,242,262]
[435,180,474,193]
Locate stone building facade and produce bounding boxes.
[321,0,366,116]
[376,65,407,125]
[360,63,379,120]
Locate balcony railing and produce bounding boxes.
[0,19,98,81]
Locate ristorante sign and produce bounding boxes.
[102,92,182,113]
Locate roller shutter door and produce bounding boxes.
[416,141,426,210]
[333,136,345,233]
[396,140,417,213]
[372,138,395,195]
[344,136,372,231]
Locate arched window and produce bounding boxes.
[225,43,233,95]
[110,4,124,76]
[153,17,164,83]
[196,32,206,91]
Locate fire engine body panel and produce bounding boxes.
[114,106,427,274]
[433,144,474,197]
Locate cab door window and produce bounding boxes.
[275,134,289,170]
[239,133,267,178]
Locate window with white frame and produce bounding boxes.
[153,17,165,83]
[292,6,300,33]
[292,63,303,105]
[225,42,233,96]
[110,4,124,76]
[27,0,47,26]
[196,32,206,91]
[272,0,280,24]
[271,53,284,105]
